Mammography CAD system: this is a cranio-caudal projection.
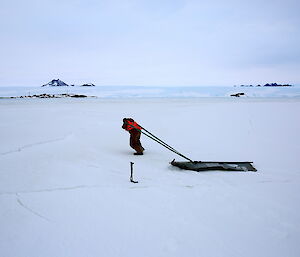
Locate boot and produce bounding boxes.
[134,152,143,155]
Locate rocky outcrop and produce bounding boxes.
[10,94,92,99]
[263,83,292,87]
[81,83,95,87]
[231,92,245,97]
[42,79,69,87]
[237,83,292,87]
[42,80,96,87]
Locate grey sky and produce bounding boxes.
[1,0,299,86]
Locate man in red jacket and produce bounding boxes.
[122,118,144,155]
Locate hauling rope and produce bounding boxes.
[122,118,192,161]
[122,118,256,172]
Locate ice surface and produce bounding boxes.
[0,97,300,257]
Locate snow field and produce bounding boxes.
[0,98,300,257]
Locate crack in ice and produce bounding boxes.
[0,184,150,196]
[16,194,51,222]
[0,185,102,195]
[0,133,72,156]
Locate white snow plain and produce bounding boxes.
[0,96,300,257]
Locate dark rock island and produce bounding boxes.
[236,83,292,87]
[42,79,96,87]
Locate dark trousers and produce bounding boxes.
[129,130,144,153]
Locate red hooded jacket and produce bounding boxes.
[122,118,141,131]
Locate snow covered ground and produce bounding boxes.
[1,96,300,257]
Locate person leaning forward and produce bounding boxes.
[122,118,144,155]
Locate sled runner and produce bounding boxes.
[171,159,257,172]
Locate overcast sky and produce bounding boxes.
[1,0,299,86]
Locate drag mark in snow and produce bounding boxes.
[0,133,72,156]
[16,194,51,222]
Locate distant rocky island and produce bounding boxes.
[235,83,292,87]
[42,79,69,87]
[42,79,96,87]
[1,79,97,99]
[9,93,94,99]
[230,83,294,97]
[230,92,245,97]
[81,83,95,87]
